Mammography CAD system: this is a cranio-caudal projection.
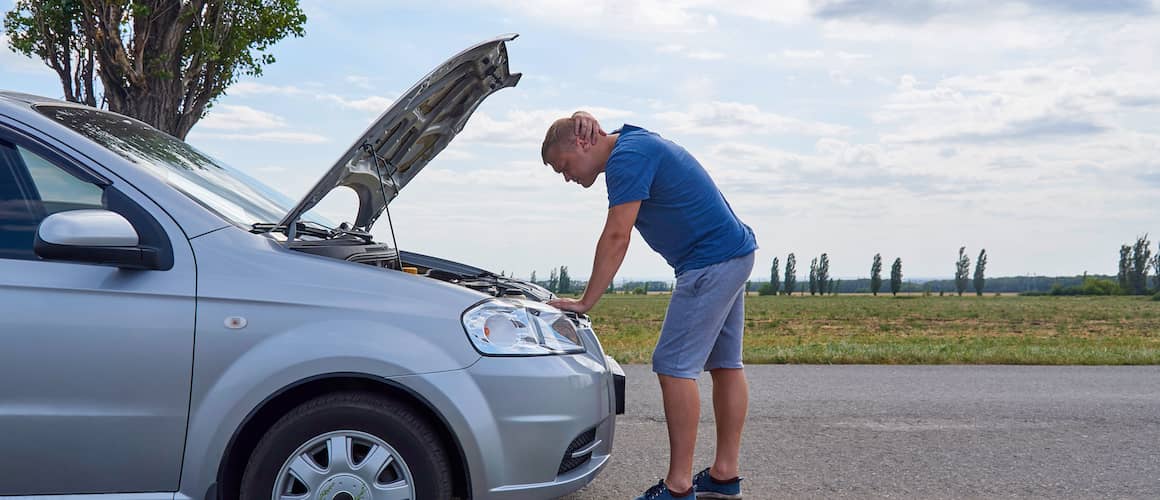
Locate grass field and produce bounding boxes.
[585,294,1160,364]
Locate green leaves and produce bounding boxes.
[955,246,970,296]
[770,256,780,295]
[890,257,903,296]
[870,253,883,296]
[3,0,307,138]
[784,253,796,296]
[974,249,987,296]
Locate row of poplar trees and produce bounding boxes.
[764,248,988,296]
[868,254,905,296]
[762,253,905,296]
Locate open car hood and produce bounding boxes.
[278,34,521,233]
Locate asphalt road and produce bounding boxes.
[560,365,1160,499]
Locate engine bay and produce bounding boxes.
[286,237,555,303]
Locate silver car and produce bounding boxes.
[0,34,624,500]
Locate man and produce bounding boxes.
[542,111,757,500]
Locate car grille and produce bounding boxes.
[558,427,597,475]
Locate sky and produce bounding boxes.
[2,0,1158,282]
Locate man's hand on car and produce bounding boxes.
[548,297,593,314]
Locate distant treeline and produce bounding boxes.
[742,275,1113,294]
[537,276,1110,295]
[525,234,1158,297]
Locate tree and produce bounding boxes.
[1129,234,1152,295]
[954,246,970,296]
[890,258,902,296]
[548,268,558,293]
[4,0,307,139]
[784,253,796,296]
[1118,244,1131,292]
[558,266,571,295]
[770,256,780,295]
[829,278,835,296]
[3,1,96,106]
[809,257,818,295]
[973,248,987,296]
[818,253,830,295]
[870,253,883,296]
[1152,243,1160,292]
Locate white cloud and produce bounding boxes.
[706,0,813,22]
[877,65,1160,144]
[765,48,873,74]
[829,69,852,85]
[820,17,1072,52]
[813,0,1156,24]
[687,49,726,60]
[783,49,825,59]
[344,75,374,90]
[228,81,310,97]
[836,51,871,60]
[227,80,393,113]
[676,76,717,101]
[195,104,330,144]
[475,0,815,30]
[655,44,726,60]
[319,94,394,113]
[655,101,850,138]
[191,131,330,144]
[473,0,718,34]
[596,65,661,83]
[199,105,287,131]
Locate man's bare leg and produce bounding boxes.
[709,367,748,480]
[660,374,700,493]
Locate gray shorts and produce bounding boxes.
[652,252,755,379]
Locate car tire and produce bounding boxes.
[240,391,453,500]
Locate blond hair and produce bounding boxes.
[541,117,576,165]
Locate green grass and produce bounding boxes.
[585,294,1160,364]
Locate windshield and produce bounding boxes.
[36,105,330,229]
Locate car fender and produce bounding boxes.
[177,318,479,497]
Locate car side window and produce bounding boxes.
[0,140,104,260]
[20,146,104,215]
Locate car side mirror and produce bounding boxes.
[34,209,164,270]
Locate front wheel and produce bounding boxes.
[240,391,453,500]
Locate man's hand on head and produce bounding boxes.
[572,111,606,146]
[547,297,593,314]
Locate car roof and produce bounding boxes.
[0,90,64,106]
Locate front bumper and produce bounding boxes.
[400,335,623,499]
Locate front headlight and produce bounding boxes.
[462,299,586,356]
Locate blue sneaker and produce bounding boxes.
[635,479,695,500]
[693,468,743,499]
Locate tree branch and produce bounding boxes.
[82,0,144,87]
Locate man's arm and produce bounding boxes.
[548,200,640,313]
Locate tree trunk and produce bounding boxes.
[83,0,197,138]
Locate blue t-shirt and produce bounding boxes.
[605,125,757,275]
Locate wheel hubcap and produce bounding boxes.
[319,475,368,500]
[272,430,415,500]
